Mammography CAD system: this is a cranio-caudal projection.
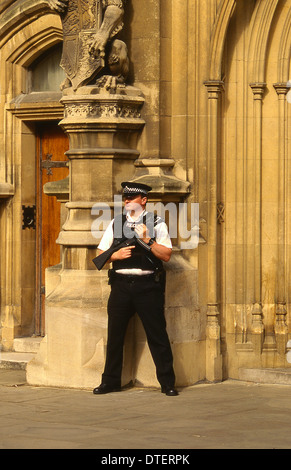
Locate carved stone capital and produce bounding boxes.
[204,80,225,98]
[132,158,190,202]
[63,101,143,120]
[273,82,289,96]
[60,86,145,129]
[249,82,266,100]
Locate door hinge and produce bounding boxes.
[41,153,69,176]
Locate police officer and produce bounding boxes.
[93,182,178,396]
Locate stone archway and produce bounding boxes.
[0,3,64,348]
[215,0,291,378]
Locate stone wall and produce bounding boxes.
[0,0,290,389]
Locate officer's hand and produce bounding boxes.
[134,224,150,243]
[111,246,135,261]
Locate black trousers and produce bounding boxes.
[101,274,175,389]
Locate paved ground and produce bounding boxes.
[1,369,291,453]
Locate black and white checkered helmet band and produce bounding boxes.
[123,186,148,195]
[121,181,152,195]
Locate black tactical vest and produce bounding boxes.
[112,213,164,271]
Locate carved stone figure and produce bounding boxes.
[48,0,128,91]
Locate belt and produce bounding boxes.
[112,271,156,282]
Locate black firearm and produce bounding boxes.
[92,235,151,271]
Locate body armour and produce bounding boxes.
[112,213,164,271]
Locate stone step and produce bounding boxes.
[239,368,291,385]
[13,336,42,354]
[0,336,41,371]
[0,369,27,386]
[0,351,36,370]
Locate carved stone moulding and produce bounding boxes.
[43,176,69,202]
[132,158,191,202]
[0,182,14,199]
[56,201,99,246]
[56,201,116,247]
[60,85,145,129]
[65,148,140,160]
[63,102,143,120]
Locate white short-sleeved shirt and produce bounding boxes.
[98,210,172,275]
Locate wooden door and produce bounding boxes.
[36,123,69,335]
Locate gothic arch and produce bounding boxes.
[0,4,62,97]
[247,0,280,84]
[0,0,51,46]
[0,1,65,351]
[277,5,291,83]
[0,0,62,68]
[209,0,237,80]
[6,27,63,68]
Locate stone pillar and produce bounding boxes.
[204,80,224,382]
[273,83,289,356]
[249,83,266,354]
[27,85,145,389]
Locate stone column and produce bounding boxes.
[273,83,288,356]
[204,80,224,382]
[249,83,266,354]
[27,85,145,389]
